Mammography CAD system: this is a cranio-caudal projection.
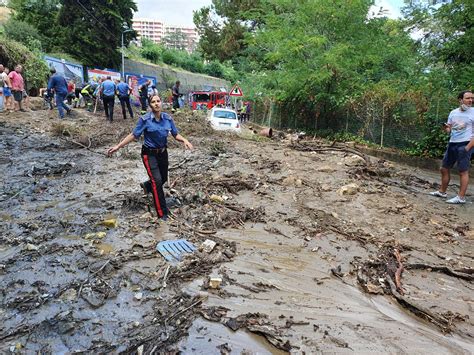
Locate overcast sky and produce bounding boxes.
[133,0,403,27]
[134,0,213,27]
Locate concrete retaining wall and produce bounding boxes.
[124,59,230,94]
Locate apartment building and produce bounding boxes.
[132,18,198,53]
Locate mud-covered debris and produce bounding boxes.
[246,324,292,352]
[201,239,217,253]
[29,162,75,176]
[209,277,222,289]
[317,165,337,173]
[344,154,366,166]
[216,342,232,354]
[338,183,359,196]
[60,289,78,302]
[199,306,230,322]
[210,194,225,203]
[25,243,39,251]
[81,287,105,308]
[84,232,107,240]
[99,218,118,228]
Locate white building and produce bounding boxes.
[132,18,198,53]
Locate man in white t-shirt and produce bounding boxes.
[0,64,8,112]
[430,90,474,204]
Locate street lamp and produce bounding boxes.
[121,24,133,80]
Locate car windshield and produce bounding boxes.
[193,93,210,102]
[214,110,237,119]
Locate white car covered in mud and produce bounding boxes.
[208,107,241,132]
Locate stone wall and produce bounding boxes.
[124,59,230,94]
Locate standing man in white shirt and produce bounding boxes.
[431,90,474,204]
[0,64,7,112]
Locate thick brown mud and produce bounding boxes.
[0,108,473,353]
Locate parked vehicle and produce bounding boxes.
[208,107,241,132]
[191,91,228,110]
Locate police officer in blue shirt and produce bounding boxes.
[107,94,193,220]
[117,78,134,120]
[100,76,116,122]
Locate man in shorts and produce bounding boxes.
[8,65,26,112]
[430,90,474,204]
[3,67,13,111]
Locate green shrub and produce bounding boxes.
[405,119,449,158]
[3,18,44,51]
[0,36,49,90]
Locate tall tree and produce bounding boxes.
[404,0,473,88]
[193,0,268,62]
[8,0,63,51]
[57,0,137,68]
[162,29,188,51]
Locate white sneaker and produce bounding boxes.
[446,195,466,204]
[430,191,447,198]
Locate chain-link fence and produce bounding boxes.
[251,94,454,151]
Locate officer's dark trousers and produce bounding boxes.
[141,147,169,218]
[103,95,115,121]
[119,95,134,119]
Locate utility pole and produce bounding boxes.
[121,24,133,79]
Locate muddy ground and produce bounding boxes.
[0,106,473,354]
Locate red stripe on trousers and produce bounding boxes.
[142,154,164,217]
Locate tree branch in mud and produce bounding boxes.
[60,136,107,156]
[169,157,190,171]
[394,249,404,295]
[291,141,370,164]
[386,277,453,333]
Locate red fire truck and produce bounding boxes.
[190,91,229,110]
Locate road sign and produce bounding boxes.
[229,84,243,97]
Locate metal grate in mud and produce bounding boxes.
[156,239,196,263]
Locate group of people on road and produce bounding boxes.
[46,72,137,121]
[0,64,29,113]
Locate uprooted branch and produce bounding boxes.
[291,141,370,164]
[394,249,404,295]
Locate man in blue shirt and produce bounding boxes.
[100,76,116,122]
[47,68,71,119]
[117,78,134,120]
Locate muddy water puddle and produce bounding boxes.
[179,318,287,354]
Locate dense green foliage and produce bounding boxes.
[58,0,137,67]
[0,36,50,89]
[6,0,137,68]
[194,0,472,157]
